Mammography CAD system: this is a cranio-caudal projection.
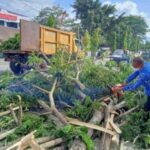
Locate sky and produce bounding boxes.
[0,0,150,39]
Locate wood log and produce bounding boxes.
[9,104,19,125]
[88,108,104,136]
[38,100,68,125]
[101,102,113,150]
[52,107,68,125]
[18,95,23,126]
[0,107,19,117]
[36,137,54,144]
[110,134,120,150]
[117,105,139,120]
[30,139,44,150]
[52,146,65,150]
[69,139,86,150]
[48,78,57,107]
[0,138,22,150]
[40,138,64,149]
[33,85,49,94]
[94,138,101,150]
[0,128,16,140]
[109,114,122,134]
[35,78,68,125]
[6,131,36,150]
[41,53,51,66]
[114,101,126,110]
[37,100,52,113]
[6,130,44,150]
[75,89,86,100]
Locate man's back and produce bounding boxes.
[140,62,150,73]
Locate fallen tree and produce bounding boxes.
[0,51,147,149]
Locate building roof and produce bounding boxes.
[0,7,28,18]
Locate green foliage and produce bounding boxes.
[55,125,94,150]
[121,111,150,148]
[0,71,16,89]
[0,43,148,149]
[47,15,56,27]
[66,97,94,121]
[112,15,147,50]
[0,92,11,110]
[7,114,57,141]
[35,6,75,30]
[0,116,13,129]
[49,50,74,77]
[123,30,128,50]
[145,41,150,50]
[79,131,94,150]
[80,59,117,87]
[66,96,102,122]
[123,16,148,37]
[0,91,19,110]
[112,32,117,51]
[28,53,44,65]
[0,34,20,51]
[82,30,91,51]
[73,0,118,35]
[91,28,101,52]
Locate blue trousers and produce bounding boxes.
[144,96,150,111]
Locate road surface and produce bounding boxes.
[0,58,10,72]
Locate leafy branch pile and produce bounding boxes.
[0,51,149,150]
[0,34,20,52]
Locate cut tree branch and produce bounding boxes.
[0,107,19,117]
[0,128,17,140]
[9,104,19,125]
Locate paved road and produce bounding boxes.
[0,58,10,72]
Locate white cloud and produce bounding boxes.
[66,7,81,24]
[67,7,75,19]
[115,1,139,16]
[102,1,112,5]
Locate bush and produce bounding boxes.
[0,34,20,51]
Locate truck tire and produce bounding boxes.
[10,61,24,75]
[9,55,29,75]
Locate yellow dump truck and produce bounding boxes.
[3,20,83,75]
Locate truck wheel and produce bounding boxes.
[10,61,24,75]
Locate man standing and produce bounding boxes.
[116,57,150,111]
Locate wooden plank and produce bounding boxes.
[67,117,115,136]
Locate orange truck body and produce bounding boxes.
[20,20,79,55]
[3,20,83,75]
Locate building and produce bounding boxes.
[0,8,29,29]
[0,8,29,42]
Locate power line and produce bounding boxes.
[21,0,40,12]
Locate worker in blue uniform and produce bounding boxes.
[114,57,150,111]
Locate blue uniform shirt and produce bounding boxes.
[123,62,150,96]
